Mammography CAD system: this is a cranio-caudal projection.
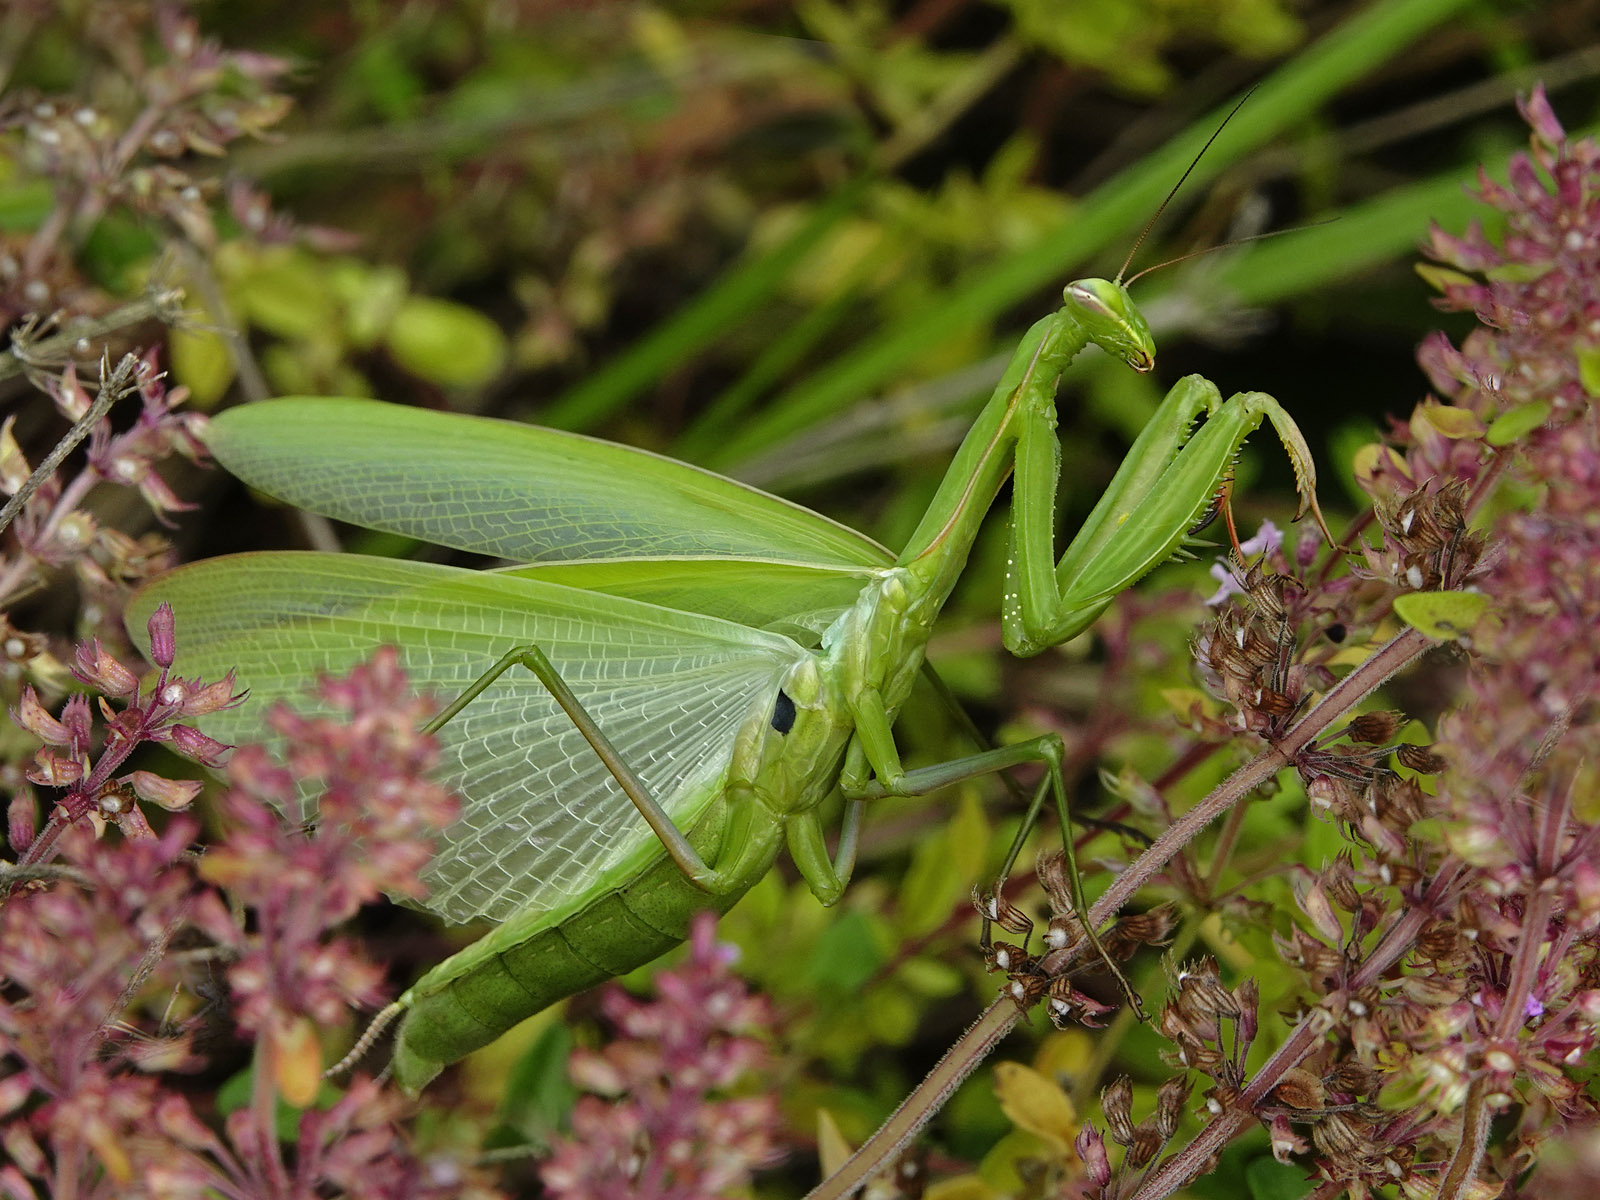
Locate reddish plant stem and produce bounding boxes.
[1436,737,1577,1199]
[808,624,1435,1198]
[1128,862,1463,1200]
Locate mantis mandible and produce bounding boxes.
[129,261,1327,1094]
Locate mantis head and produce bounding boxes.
[1063,277,1155,373]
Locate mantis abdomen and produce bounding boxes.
[391,790,777,1093]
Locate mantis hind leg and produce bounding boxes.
[842,735,1145,1020]
[425,643,733,895]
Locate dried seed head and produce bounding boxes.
[1101,1075,1136,1145]
[1322,856,1361,912]
[1036,850,1074,915]
[984,940,1032,976]
[1396,743,1448,774]
[1415,919,1463,963]
[1309,1111,1367,1159]
[1123,1119,1163,1169]
[1326,1060,1380,1098]
[1044,913,1085,954]
[973,887,1033,937]
[1347,710,1405,744]
[1005,970,1048,1013]
[1154,1076,1191,1140]
[1106,904,1178,959]
[1270,1067,1325,1112]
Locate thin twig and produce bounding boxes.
[0,288,185,384]
[806,624,1435,1199]
[0,352,142,538]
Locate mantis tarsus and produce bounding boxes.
[129,267,1326,1094]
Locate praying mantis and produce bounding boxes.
[128,260,1327,1094]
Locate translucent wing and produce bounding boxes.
[498,557,883,642]
[131,553,805,925]
[207,397,893,568]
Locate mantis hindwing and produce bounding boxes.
[129,266,1326,1093]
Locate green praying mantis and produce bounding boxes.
[128,245,1328,1094]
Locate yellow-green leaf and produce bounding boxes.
[925,1176,999,1200]
[1486,400,1551,445]
[386,295,507,388]
[235,250,337,339]
[815,1108,854,1178]
[1579,346,1600,398]
[169,326,236,408]
[1417,403,1484,440]
[993,1061,1076,1152]
[1393,591,1488,641]
[948,791,990,884]
[1413,262,1476,293]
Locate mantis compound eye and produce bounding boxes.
[1064,281,1115,319]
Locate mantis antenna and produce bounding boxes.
[1115,85,1261,285]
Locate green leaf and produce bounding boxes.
[236,251,338,339]
[1578,346,1600,399]
[169,326,237,408]
[806,908,884,991]
[496,1020,577,1141]
[1393,590,1488,640]
[1245,1155,1313,1200]
[0,180,54,231]
[898,956,965,998]
[1486,400,1551,445]
[386,295,508,388]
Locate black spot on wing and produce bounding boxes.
[770,689,796,735]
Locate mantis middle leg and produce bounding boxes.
[831,687,1145,1018]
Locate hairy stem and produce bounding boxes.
[807,625,1435,1197]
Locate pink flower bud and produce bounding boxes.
[12,687,70,745]
[146,602,177,668]
[60,694,93,746]
[1518,84,1566,151]
[138,469,195,520]
[167,724,232,766]
[50,363,90,421]
[130,770,203,811]
[0,415,31,496]
[1075,1125,1111,1187]
[7,787,36,849]
[181,673,245,716]
[72,640,139,697]
[26,747,83,787]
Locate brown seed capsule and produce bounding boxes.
[1125,1119,1164,1169]
[1395,743,1448,775]
[1154,1076,1191,1140]
[973,887,1034,936]
[1346,710,1405,744]
[1101,1076,1136,1146]
[984,940,1033,977]
[1271,1067,1325,1112]
[1326,1060,1380,1098]
[1036,851,1074,915]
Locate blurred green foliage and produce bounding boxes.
[2,0,1596,1193]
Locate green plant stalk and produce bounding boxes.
[711,0,1476,468]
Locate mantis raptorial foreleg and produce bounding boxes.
[1004,373,1332,658]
